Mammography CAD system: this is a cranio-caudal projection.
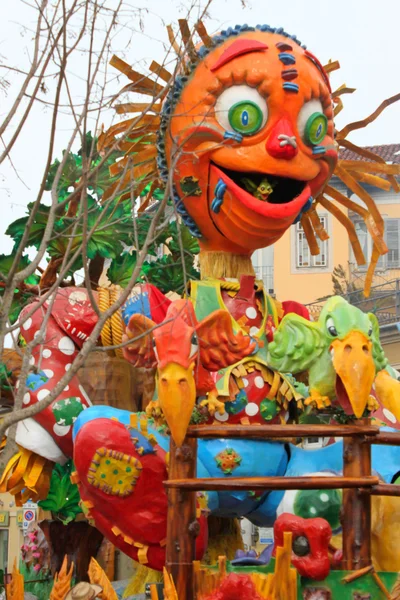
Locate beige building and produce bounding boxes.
[0,492,25,573]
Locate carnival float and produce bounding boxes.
[2,17,400,600]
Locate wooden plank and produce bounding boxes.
[164,475,379,492]
[165,438,197,600]
[341,428,372,570]
[369,484,400,496]
[367,431,400,445]
[186,424,380,439]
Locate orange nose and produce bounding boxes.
[266,118,298,160]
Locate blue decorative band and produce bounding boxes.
[312,146,327,155]
[282,82,299,93]
[278,52,296,65]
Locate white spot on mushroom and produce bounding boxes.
[254,376,264,389]
[245,402,259,416]
[65,363,71,372]
[37,389,50,402]
[23,318,32,331]
[42,349,52,359]
[58,336,75,356]
[320,493,330,503]
[242,378,249,388]
[250,326,259,336]
[43,369,54,379]
[53,423,71,437]
[214,411,229,422]
[23,393,30,405]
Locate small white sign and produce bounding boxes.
[258,527,274,545]
[23,508,36,530]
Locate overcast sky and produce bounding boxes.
[1,0,399,254]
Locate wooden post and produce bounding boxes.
[166,437,197,600]
[341,426,372,570]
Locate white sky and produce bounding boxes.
[1,0,400,254]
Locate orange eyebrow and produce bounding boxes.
[210,39,268,72]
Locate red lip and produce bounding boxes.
[211,164,311,219]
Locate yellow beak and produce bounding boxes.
[157,362,196,448]
[331,331,375,419]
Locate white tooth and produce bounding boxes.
[372,382,376,391]
[330,348,335,358]
[66,323,71,330]
[71,327,76,334]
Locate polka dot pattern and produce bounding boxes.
[215,411,229,422]
[42,349,52,359]
[254,376,264,389]
[245,307,257,320]
[23,318,32,331]
[53,423,72,437]
[23,393,30,405]
[37,389,50,402]
[58,336,75,356]
[245,402,259,416]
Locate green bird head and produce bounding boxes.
[268,296,387,418]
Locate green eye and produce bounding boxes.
[228,101,264,136]
[304,112,328,145]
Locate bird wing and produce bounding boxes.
[122,314,157,368]
[196,310,256,372]
[267,313,326,373]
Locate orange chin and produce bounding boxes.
[165,29,338,255]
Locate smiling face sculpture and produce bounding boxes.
[163,29,338,255]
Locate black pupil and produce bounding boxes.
[329,326,337,336]
[191,334,197,345]
[292,535,310,557]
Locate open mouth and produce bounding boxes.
[211,163,311,218]
[217,165,306,204]
[335,375,354,416]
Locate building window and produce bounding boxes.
[350,217,400,270]
[296,216,328,268]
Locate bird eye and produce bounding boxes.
[298,99,328,146]
[326,317,338,337]
[215,85,268,136]
[190,333,199,358]
[292,535,310,557]
[368,325,373,337]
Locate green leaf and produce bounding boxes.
[107,252,138,287]
[38,460,82,520]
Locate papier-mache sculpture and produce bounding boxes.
[4,18,400,600]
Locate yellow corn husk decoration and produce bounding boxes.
[88,557,118,600]
[0,447,52,506]
[124,562,163,597]
[5,559,24,600]
[50,555,74,600]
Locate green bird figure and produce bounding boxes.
[267,296,400,420]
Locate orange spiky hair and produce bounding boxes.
[99,20,400,296]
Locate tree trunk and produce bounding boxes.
[39,520,103,582]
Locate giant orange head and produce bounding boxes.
[161,26,338,255]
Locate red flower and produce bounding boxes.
[204,573,264,600]
[273,513,331,580]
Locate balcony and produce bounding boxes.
[306,278,400,327]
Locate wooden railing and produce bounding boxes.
[163,422,400,600]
